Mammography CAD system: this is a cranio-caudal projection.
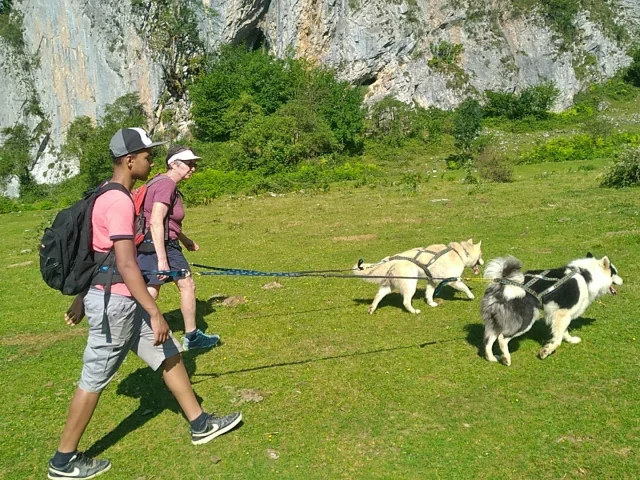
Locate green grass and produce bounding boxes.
[1,158,639,479]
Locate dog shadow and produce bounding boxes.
[464,317,597,358]
[163,297,217,335]
[354,287,474,312]
[84,349,207,458]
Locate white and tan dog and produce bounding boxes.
[354,239,484,314]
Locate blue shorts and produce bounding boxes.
[137,244,191,286]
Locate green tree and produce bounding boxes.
[61,93,148,188]
[624,46,640,87]
[453,99,483,152]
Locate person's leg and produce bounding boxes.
[56,389,101,454]
[175,273,220,350]
[133,310,242,445]
[50,290,138,479]
[176,275,197,334]
[148,284,161,300]
[161,353,202,421]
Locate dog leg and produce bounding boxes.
[450,280,475,300]
[497,334,512,366]
[425,282,438,307]
[484,333,498,362]
[400,280,420,314]
[562,330,582,344]
[539,310,572,359]
[368,286,392,314]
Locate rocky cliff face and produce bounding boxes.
[1,0,639,184]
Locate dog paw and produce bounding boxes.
[486,355,498,363]
[500,356,511,366]
[427,301,438,307]
[566,336,581,344]
[367,306,375,315]
[467,293,475,300]
[539,346,554,359]
[412,309,421,314]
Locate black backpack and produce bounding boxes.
[39,182,131,295]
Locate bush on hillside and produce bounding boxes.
[484,83,559,120]
[601,147,640,188]
[475,147,513,183]
[189,45,364,170]
[624,45,640,87]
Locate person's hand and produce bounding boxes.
[65,291,88,325]
[184,239,199,251]
[157,259,170,281]
[150,311,170,346]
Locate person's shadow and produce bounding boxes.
[85,298,220,457]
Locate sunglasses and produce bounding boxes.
[180,160,197,168]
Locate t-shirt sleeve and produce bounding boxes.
[150,179,176,207]
[104,196,135,240]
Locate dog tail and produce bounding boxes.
[352,258,393,285]
[483,256,525,283]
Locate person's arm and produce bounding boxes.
[149,201,170,277]
[178,232,199,251]
[113,237,169,345]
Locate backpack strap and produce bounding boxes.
[139,175,177,251]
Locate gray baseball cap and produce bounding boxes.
[109,128,167,157]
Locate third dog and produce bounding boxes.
[481,254,622,365]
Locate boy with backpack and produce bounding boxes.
[45,128,241,479]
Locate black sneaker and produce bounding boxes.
[191,412,242,445]
[47,452,111,479]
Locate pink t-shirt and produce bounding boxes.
[92,189,134,297]
[143,175,185,241]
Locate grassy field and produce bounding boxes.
[0,158,639,479]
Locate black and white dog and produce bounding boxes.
[481,254,623,365]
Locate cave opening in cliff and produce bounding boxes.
[359,75,378,87]
[243,27,268,52]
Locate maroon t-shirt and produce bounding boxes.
[143,175,185,241]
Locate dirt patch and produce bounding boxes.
[0,328,85,347]
[222,296,248,307]
[332,234,377,242]
[262,281,283,290]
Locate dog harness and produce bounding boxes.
[384,244,467,280]
[495,267,579,306]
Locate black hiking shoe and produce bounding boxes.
[191,412,242,445]
[47,452,111,479]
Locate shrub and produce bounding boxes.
[484,83,559,120]
[601,148,640,188]
[475,148,513,183]
[624,45,640,87]
[519,133,640,164]
[453,99,483,153]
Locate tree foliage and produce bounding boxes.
[189,46,364,171]
[485,83,560,120]
[61,93,148,188]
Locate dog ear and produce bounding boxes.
[586,252,594,258]
[600,256,610,269]
[467,238,473,244]
[477,240,482,247]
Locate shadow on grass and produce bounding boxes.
[464,317,597,358]
[190,335,467,385]
[353,287,474,312]
[163,297,217,335]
